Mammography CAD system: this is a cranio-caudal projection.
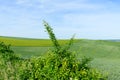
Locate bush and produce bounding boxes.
[0,42,26,80]
[0,21,107,80]
[21,21,107,80]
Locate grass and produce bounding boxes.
[0,36,120,79]
[71,40,120,80]
[12,46,50,58]
[90,58,120,80]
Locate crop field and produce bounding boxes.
[0,36,69,46]
[0,36,120,79]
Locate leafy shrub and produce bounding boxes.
[0,21,107,80]
[21,21,107,80]
[0,42,24,80]
[0,42,23,62]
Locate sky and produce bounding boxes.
[0,0,120,39]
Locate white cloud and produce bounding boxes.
[63,12,120,28]
[15,0,104,14]
[16,0,41,8]
[54,2,104,11]
[60,12,120,39]
[16,0,28,4]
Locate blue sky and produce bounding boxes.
[0,0,120,39]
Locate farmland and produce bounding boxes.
[0,36,69,46]
[0,36,120,79]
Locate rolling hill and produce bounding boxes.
[0,36,120,79]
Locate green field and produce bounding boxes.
[0,36,120,80]
[0,36,69,46]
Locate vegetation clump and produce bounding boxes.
[0,21,107,80]
[21,21,107,80]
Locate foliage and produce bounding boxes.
[0,42,21,61]
[0,42,13,53]
[0,21,107,80]
[0,42,22,80]
[20,21,107,80]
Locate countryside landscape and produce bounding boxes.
[0,0,120,80]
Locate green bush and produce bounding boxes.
[0,21,107,80]
[20,21,107,80]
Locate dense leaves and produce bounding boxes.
[21,21,106,80]
[0,21,107,80]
